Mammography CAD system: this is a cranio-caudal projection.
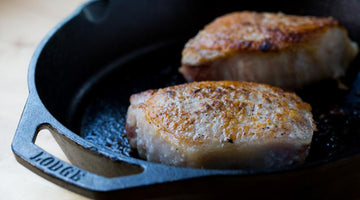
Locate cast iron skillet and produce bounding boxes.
[11,0,360,199]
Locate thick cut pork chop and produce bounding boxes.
[126,81,316,169]
[180,12,358,88]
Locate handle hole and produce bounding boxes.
[34,124,144,178]
[34,128,72,165]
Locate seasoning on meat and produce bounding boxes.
[125,81,316,169]
[180,11,358,88]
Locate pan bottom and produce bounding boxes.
[73,41,360,167]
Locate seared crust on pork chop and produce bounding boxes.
[126,81,316,169]
[180,11,358,88]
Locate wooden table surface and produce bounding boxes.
[0,0,90,199]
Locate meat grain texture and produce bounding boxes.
[126,81,316,169]
[180,11,358,88]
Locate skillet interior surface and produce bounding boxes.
[33,0,360,171]
[69,40,360,167]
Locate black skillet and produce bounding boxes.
[11,0,360,199]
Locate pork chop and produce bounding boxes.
[180,11,358,88]
[125,81,316,169]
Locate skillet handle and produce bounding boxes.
[11,96,168,198]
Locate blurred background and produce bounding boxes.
[0,0,89,199]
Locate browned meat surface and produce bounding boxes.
[126,81,316,169]
[180,11,358,88]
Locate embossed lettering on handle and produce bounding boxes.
[30,151,86,181]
